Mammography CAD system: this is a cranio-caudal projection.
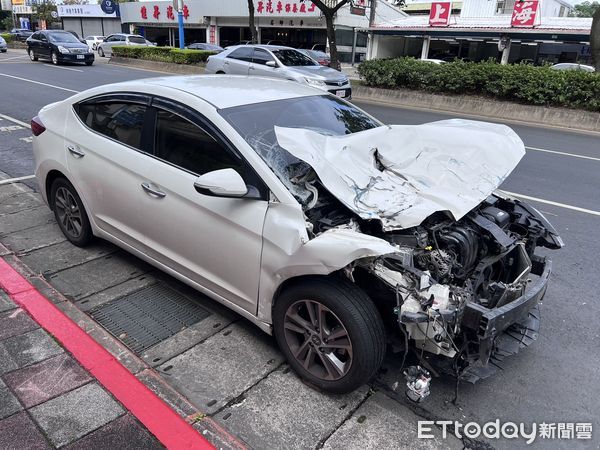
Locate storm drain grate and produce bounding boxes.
[89,283,211,354]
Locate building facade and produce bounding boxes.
[118,0,405,62]
[367,0,590,65]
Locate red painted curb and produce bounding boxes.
[0,257,214,450]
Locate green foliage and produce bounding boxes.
[112,46,215,64]
[0,33,13,43]
[1,16,14,32]
[357,57,600,111]
[569,1,600,17]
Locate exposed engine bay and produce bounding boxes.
[302,180,562,383]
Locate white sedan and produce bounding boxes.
[31,76,561,394]
[84,35,104,51]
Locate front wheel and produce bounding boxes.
[28,49,38,61]
[273,277,386,394]
[98,47,105,57]
[85,61,93,66]
[50,178,93,247]
[51,51,59,65]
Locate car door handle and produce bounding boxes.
[249,66,255,70]
[141,182,166,198]
[223,61,229,65]
[67,145,85,158]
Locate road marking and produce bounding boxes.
[0,73,79,93]
[525,146,600,162]
[0,175,36,185]
[504,191,600,217]
[20,136,33,143]
[43,63,84,73]
[0,125,23,132]
[0,113,30,128]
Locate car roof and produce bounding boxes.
[94,75,322,109]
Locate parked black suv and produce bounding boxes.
[27,30,94,66]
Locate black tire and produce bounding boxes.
[51,51,59,65]
[28,49,38,61]
[85,61,93,66]
[216,70,225,74]
[98,47,105,57]
[50,178,93,247]
[273,277,385,394]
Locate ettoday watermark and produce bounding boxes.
[418,420,593,444]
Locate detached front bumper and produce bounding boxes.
[460,255,550,379]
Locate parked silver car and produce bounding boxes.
[550,63,595,73]
[97,33,149,57]
[205,45,351,99]
[0,35,7,53]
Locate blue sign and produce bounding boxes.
[100,0,118,15]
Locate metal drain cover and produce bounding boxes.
[89,284,211,353]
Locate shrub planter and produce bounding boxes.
[109,56,206,75]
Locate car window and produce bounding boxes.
[85,36,93,41]
[48,32,81,44]
[219,95,382,202]
[128,36,146,44]
[272,49,318,66]
[77,102,147,149]
[252,48,275,65]
[227,47,253,62]
[153,109,245,176]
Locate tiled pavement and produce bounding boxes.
[0,289,164,449]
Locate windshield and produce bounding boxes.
[272,49,318,67]
[48,32,81,43]
[219,95,382,202]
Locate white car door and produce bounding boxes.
[222,47,252,75]
[138,98,268,314]
[249,48,279,79]
[65,93,153,251]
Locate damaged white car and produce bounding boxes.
[32,76,562,395]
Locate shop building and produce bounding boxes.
[57,4,125,38]
[118,0,405,62]
[366,0,590,65]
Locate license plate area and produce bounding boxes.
[335,90,346,98]
[77,54,85,59]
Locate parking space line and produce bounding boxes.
[0,113,30,128]
[0,73,79,93]
[0,55,29,61]
[43,64,84,73]
[0,175,35,185]
[504,191,600,217]
[0,257,215,450]
[525,146,600,162]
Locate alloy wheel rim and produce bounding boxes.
[52,53,57,64]
[54,187,83,238]
[29,50,34,60]
[283,300,353,381]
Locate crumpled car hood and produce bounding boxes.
[275,119,525,231]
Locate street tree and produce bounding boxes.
[62,0,89,5]
[592,7,600,70]
[34,0,59,26]
[247,0,258,43]
[570,1,600,17]
[306,0,351,70]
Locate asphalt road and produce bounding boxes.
[1,48,599,447]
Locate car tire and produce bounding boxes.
[50,178,93,247]
[51,51,59,65]
[273,277,385,394]
[216,71,225,74]
[85,61,93,66]
[98,47,105,57]
[28,49,38,61]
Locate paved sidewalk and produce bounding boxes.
[0,288,164,449]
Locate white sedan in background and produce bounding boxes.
[30,75,561,396]
[84,35,104,51]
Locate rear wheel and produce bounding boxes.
[50,178,93,247]
[216,70,225,74]
[51,51,59,65]
[273,277,385,393]
[28,49,38,61]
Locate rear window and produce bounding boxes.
[76,101,147,150]
[128,36,146,44]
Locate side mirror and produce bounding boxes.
[194,168,248,198]
[266,60,277,68]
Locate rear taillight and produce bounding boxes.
[31,116,46,136]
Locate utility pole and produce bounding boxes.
[369,0,377,27]
[176,0,185,49]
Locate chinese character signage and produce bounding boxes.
[141,3,189,21]
[57,4,117,17]
[255,1,318,15]
[511,1,539,28]
[429,2,451,27]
